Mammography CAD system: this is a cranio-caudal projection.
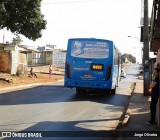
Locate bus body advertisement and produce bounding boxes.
[64,38,121,95]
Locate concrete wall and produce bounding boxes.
[4,46,17,51]
[18,53,27,74]
[52,52,66,68]
[45,52,53,65]
[0,50,27,74]
[11,51,27,74]
[27,52,32,65]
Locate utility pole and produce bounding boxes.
[143,0,150,96]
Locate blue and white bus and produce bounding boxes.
[64,38,122,95]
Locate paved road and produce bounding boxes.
[0,64,140,140]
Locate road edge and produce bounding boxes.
[116,82,136,130]
[0,79,64,94]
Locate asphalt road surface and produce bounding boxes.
[0,64,140,140]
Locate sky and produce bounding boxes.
[0,0,153,63]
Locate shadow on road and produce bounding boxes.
[0,85,130,107]
[3,119,120,140]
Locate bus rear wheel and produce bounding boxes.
[111,87,116,94]
[76,88,82,96]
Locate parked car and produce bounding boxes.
[121,69,126,78]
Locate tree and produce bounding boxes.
[12,36,23,45]
[122,53,136,63]
[128,54,136,63]
[0,0,46,41]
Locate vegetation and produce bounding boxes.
[122,53,136,63]
[16,69,22,76]
[12,36,23,45]
[0,0,46,41]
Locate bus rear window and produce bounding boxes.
[70,40,109,58]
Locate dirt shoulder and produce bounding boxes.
[0,65,64,88]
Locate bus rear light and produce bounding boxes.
[106,64,112,80]
[66,62,71,78]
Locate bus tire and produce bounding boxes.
[76,88,81,96]
[111,87,116,94]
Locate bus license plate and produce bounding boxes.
[84,74,92,77]
[82,83,92,86]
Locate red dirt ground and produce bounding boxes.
[0,72,64,88]
[0,66,64,89]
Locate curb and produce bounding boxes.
[122,114,130,126]
[116,82,136,130]
[0,79,64,93]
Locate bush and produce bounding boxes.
[16,69,22,76]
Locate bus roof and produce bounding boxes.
[68,38,113,43]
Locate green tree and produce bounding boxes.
[12,36,23,45]
[128,54,136,63]
[122,53,136,63]
[0,0,46,41]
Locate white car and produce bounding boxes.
[121,69,126,78]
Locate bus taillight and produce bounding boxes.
[106,64,112,80]
[66,62,71,78]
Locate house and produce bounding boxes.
[18,45,42,66]
[0,42,66,74]
[0,43,27,74]
[37,45,66,67]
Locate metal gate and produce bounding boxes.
[0,51,10,73]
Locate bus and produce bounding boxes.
[64,38,122,95]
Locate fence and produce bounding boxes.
[52,52,66,68]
